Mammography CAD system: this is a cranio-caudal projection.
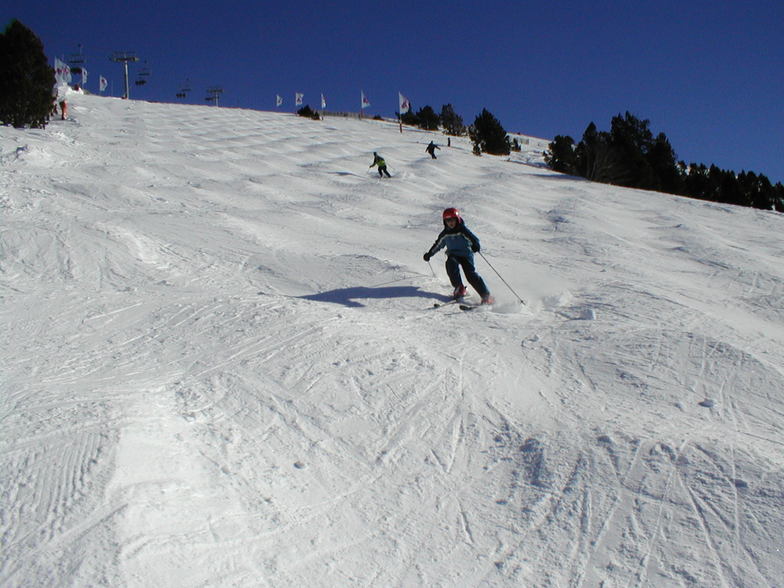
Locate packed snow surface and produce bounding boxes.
[2,94,783,587]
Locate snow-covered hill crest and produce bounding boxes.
[2,94,783,587]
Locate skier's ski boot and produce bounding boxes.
[481,294,495,305]
[453,285,467,299]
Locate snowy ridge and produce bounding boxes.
[1,94,783,587]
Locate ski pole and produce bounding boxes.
[479,252,526,305]
[426,259,437,278]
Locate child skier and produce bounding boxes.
[369,152,391,177]
[423,208,494,303]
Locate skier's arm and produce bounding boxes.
[423,232,447,260]
[463,227,481,252]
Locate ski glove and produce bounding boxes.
[471,245,480,253]
[423,252,432,262]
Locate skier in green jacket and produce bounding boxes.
[370,152,391,178]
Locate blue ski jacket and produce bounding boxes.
[425,219,481,261]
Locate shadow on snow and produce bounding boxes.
[300,285,448,308]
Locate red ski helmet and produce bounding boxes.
[442,207,461,222]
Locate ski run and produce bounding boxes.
[1,93,783,587]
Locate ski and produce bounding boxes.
[459,302,493,311]
[432,298,466,309]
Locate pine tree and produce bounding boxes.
[774,183,784,212]
[0,20,54,128]
[400,106,419,127]
[647,133,680,193]
[546,111,780,211]
[469,108,510,155]
[545,135,577,175]
[296,105,320,120]
[575,122,628,184]
[683,163,712,201]
[416,106,439,131]
[440,104,465,136]
[608,112,656,189]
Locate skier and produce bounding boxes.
[369,152,391,178]
[425,141,440,159]
[53,82,69,120]
[423,208,494,304]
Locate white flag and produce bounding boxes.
[99,76,107,92]
[295,92,304,106]
[398,92,410,114]
[321,93,327,109]
[276,94,283,107]
[361,90,370,109]
[54,57,71,85]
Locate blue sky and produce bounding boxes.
[6,0,783,183]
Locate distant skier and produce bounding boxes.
[423,208,494,304]
[425,141,440,159]
[53,82,69,120]
[369,152,391,178]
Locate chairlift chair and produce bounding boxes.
[135,67,150,86]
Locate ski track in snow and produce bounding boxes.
[1,94,783,587]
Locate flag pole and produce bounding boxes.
[398,92,409,133]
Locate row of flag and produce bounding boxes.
[274,90,412,115]
[54,57,108,92]
[55,55,414,113]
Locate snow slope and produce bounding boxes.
[1,94,783,587]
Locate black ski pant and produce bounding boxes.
[446,255,489,297]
